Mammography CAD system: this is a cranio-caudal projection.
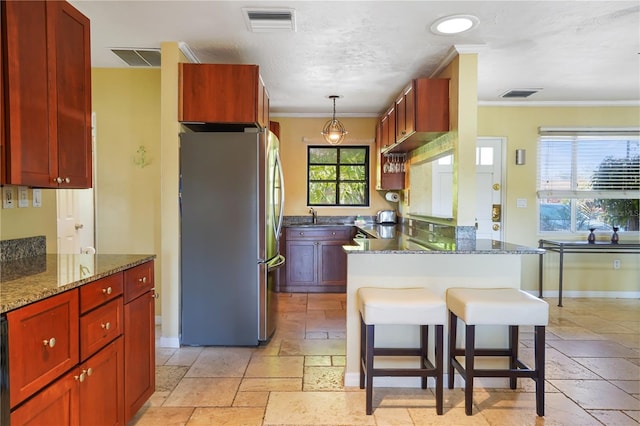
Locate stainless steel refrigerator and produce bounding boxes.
[179,129,285,346]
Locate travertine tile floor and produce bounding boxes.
[129,294,639,425]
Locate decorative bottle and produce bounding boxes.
[587,228,596,244]
[611,227,619,244]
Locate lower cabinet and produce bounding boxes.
[123,262,156,422]
[7,260,155,426]
[282,227,353,292]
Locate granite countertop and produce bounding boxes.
[0,253,155,314]
[345,224,544,255]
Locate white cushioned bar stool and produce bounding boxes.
[357,287,446,415]
[446,288,549,416]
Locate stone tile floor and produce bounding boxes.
[129,293,639,425]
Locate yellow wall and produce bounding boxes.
[479,105,640,293]
[0,188,57,252]
[91,67,162,312]
[275,116,397,217]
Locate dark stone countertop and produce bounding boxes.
[0,253,156,314]
[345,224,544,255]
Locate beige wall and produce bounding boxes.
[479,105,640,294]
[275,116,397,217]
[92,67,162,313]
[0,188,57,252]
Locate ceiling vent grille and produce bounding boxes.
[111,48,161,67]
[242,8,296,32]
[500,88,542,98]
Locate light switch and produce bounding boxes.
[18,186,29,208]
[516,198,527,208]
[3,187,15,208]
[33,189,42,207]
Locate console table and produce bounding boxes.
[538,239,640,307]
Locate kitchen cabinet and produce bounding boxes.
[376,106,404,190]
[123,261,155,423]
[179,63,269,129]
[1,0,92,188]
[282,227,353,293]
[6,261,154,425]
[385,78,449,154]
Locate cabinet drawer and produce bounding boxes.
[80,272,124,314]
[7,290,79,408]
[124,262,154,303]
[80,297,123,361]
[286,227,352,241]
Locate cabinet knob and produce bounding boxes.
[101,322,111,330]
[85,368,93,377]
[102,286,112,295]
[74,372,86,382]
[53,177,63,184]
[332,232,336,235]
[64,177,70,183]
[138,276,147,284]
[299,232,304,236]
[43,337,56,348]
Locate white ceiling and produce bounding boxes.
[69,1,640,116]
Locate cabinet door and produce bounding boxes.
[395,94,406,141]
[8,290,79,407]
[48,0,92,188]
[79,297,123,361]
[2,0,55,187]
[318,240,348,289]
[10,371,79,426]
[285,240,318,286]
[124,291,155,422]
[404,83,415,137]
[79,337,124,426]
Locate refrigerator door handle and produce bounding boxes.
[274,150,285,239]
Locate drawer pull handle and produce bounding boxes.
[101,322,111,330]
[299,232,304,236]
[138,276,147,284]
[43,337,56,348]
[84,368,93,377]
[102,286,112,295]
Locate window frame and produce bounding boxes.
[536,131,639,235]
[306,145,370,207]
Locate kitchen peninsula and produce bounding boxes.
[0,237,156,425]
[342,227,543,388]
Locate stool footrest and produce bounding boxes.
[451,348,514,357]
[371,367,440,377]
[373,347,423,357]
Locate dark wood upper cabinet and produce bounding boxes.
[1,0,92,188]
[179,63,269,130]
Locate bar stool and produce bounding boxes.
[357,287,446,415]
[446,288,549,416]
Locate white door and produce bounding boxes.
[57,188,95,253]
[476,138,504,240]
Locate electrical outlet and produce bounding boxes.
[613,260,621,269]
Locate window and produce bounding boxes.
[307,146,369,206]
[537,130,639,233]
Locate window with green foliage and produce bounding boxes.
[307,146,369,206]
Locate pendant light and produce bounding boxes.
[321,95,348,145]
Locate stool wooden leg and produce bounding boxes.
[420,325,428,389]
[535,325,546,417]
[359,316,365,390]
[464,324,475,416]
[435,324,444,415]
[448,311,457,389]
[365,323,375,415]
[509,325,519,389]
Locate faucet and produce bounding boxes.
[309,208,318,224]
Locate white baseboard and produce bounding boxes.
[159,336,180,348]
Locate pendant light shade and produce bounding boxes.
[321,95,348,145]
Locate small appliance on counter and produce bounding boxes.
[376,210,397,224]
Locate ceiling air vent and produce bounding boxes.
[111,48,161,67]
[500,88,542,98]
[242,8,296,32]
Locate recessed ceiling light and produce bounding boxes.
[430,15,479,35]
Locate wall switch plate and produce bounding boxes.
[3,187,15,208]
[32,188,42,207]
[18,186,29,208]
[516,198,527,208]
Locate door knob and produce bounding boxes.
[492,224,500,231]
[75,223,84,230]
